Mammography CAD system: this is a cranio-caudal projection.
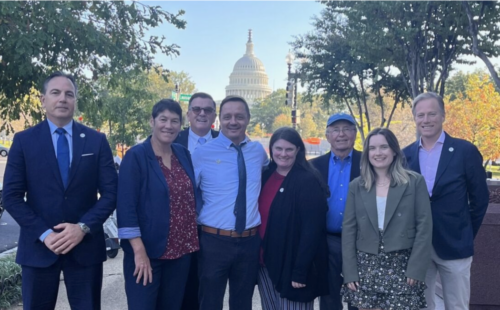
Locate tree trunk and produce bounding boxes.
[386,95,400,128]
[463,1,500,91]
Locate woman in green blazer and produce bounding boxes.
[341,128,432,310]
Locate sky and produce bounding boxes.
[147,1,325,101]
[146,1,499,102]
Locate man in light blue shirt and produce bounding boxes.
[192,95,268,310]
[174,92,219,153]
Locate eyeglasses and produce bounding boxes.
[327,127,356,135]
[190,107,215,115]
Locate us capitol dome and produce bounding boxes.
[225,30,272,105]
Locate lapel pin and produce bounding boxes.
[279,188,284,193]
[449,147,454,152]
[80,133,85,138]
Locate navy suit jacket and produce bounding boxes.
[3,120,118,268]
[403,132,489,260]
[174,128,219,149]
[117,137,201,259]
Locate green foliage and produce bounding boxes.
[0,254,22,309]
[272,114,290,132]
[0,1,186,128]
[93,71,154,148]
[292,1,500,106]
[250,90,291,134]
[249,90,329,138]
[85,68,197,148]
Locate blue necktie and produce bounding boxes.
[198,137,207,145]
[56,128,70,188]
[231,142,247,234]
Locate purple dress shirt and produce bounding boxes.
[419,131,445,196]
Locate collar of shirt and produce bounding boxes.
[330,149,353,165]
[216,131,250,149]
[419,130,445,149]
[188,127,213,141]
[47,119,73,138]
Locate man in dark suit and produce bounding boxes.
[403,92,489,310]
[174,92,218,310]
[174,92,218,152]
[3,72,117,310]
[310,113,360,310]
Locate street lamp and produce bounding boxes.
[285,51,298,129]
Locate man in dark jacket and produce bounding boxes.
[310,113,360,310]
[3,72,117,309]
[174,92,218,310]
[403,92,489,310]
[174,92,218,153]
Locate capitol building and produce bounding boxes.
[225,30,272,105]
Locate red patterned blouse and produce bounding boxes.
[157,154,199,260]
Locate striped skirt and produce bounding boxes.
[257,266,314,310]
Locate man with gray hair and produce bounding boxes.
[310,112,360,310]
[403,92,489,309]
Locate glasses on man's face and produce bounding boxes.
[327,127,355,135]
[190,107,215,115]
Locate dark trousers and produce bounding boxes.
[21,255,103,310]
[181,251,200,310]
[198,232,260,310]
[124,251,191,310]
[320,234,357,310]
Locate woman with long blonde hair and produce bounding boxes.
[341,127,432,310]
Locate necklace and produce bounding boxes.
[376,180,390,187]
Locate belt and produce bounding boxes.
[201,225,259,238]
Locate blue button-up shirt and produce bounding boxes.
[47,119,74,164]
[327,150,352,233]
[192,132,269,230]
[40,119,74,242]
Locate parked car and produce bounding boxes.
[0,145,9,157]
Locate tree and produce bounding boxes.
[272,114,291,132]
[250,124,265,138]
[293,0,500,118]
[298,114,318,139]
[445,72,500,166]
[144,68,197,124]
[250,90,291,134]
[292,4,413,142]
[0,1,186,127]
[95,71,154,149]
[84,68,197,147]
[327,1,471,98]
[462,1,500,90]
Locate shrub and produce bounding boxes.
[0,254,22,309]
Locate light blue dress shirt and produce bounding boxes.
[192,132,269,230]
[40,119,74,242]
[327,150,352,233]
[187,127,214,153]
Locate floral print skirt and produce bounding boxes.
[341,232,427,310]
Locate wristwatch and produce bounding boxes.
[78,222,90,234]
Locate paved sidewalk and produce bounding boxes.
[8,249,444,309]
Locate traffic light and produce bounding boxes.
[285,81,293,105]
